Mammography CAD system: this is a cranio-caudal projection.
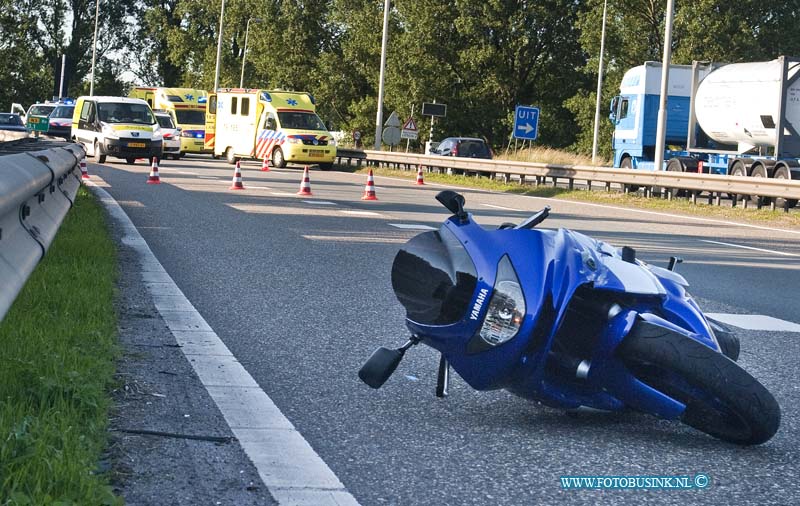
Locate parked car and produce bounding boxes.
[431,137,493,159]
[154,111,181,159]
[47,104,75,140]
[0,113,28,132]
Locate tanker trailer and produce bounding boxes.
[610,56,800,208]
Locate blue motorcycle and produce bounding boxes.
[360,191,780,445]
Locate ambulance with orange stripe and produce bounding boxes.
[208,89,336,170]
[128,87,209,158]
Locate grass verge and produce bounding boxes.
[0,186,121,505]
[355,166,800,229]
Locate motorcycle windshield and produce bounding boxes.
[392,227,478,325]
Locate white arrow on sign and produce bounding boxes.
[517,123,535,134]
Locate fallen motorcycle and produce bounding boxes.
[360,190,780,445]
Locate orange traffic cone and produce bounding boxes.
[297,166,313,196]
[230,160,245,190]
[79,158,90,180]
[415,165,425,185]
[260,157,270,172]
[361,169,378,200]
[146,158,161,184]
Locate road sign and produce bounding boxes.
[422,102,447,117]
[384,111,402,128]
[401,117,418,140]
[382,126,401,146]
[513,105,539,140]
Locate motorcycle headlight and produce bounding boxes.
[479,256,525,346]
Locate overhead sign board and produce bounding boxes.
[401,117,418,140]
[422,102,447,117]
[513,105,539,140]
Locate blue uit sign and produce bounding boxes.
[513,105,539,140]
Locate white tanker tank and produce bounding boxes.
[694,59,800,154]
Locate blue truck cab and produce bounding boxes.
[609,63,695,170]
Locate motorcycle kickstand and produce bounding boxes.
[436,354,450,398]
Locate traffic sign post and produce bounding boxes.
[513,105,539,141]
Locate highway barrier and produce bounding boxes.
[336,149,800,210]
[0,139,85,321]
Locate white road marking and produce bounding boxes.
[700,240,799,258]
[341,210,382,217]
[481,203,523,212]
[302,234,407,244]
[197,175,218,179]
[706,313,800,333]
[303,200,337,205]
[177,171,198,175]
[389,223,437,231]
[244,186,272,190]
[271,192,299,197]
[87,181,361,506]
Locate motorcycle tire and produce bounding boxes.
[617,320,780,445]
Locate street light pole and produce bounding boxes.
[89,0,100,96]
[213,0,226,91]
[591,0,608,164]
[240,18,262,89]
[374,0,391,150]
[653,0,675,172]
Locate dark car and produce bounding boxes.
[48,104,75,140]
[431,137,493,159]
[0,113,28,132]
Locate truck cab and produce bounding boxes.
[610,63,695,170]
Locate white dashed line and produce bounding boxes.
[388,223,437,230]
[481,203,523,212]
[271,192,299,197]
[303,200,337,205]
[341,210,382,217]
[700,240,799,258]
[706,314,800,333]
[87,182,361,506]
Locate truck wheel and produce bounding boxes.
[728,161,747,203]
[748,165,770,207]
[272,147,287,168]
[94,141,107,163]
[665,159,687,197]
[225,147,237,165]
[617,320,780,445]
[620,157,639,193]
[772,166,797,209]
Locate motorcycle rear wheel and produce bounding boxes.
[617,321,780,445]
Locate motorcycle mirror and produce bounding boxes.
[435,190,468,222]
[359,347,406,389]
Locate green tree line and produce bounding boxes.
[2,0,799,159]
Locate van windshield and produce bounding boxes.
[277,111,326,131]
[174,110,206,125]
[97,103,155,124]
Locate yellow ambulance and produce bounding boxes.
[208,88,336,170]
[128,87,208,158]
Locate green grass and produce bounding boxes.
[356,166,800,229]
[0,187,121,506]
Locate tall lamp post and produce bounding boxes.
[213,0,226,91]
[591,0,608,164]
[240,18,263,88]
[653,0,676,172]
[374,0,391,150]
[89,0,100,96]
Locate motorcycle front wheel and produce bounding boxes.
[617,321,780,445]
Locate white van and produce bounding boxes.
[71,96,163,164]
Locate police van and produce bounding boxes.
[208,89,336,169]
[71,96,163,164]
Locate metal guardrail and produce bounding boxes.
[336,149,800,204]
[0,139,85,320]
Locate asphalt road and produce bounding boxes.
[91,155,799,505]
